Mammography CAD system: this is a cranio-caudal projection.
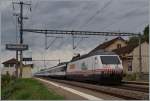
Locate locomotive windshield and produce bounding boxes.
[100,56,120,64]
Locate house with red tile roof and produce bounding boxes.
[89,37,127,53]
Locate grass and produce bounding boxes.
[2,78,64,100]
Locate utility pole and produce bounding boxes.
[71,32,88,55]
[16,50,18,78]
[71,32,76,50]
[12,1,31,77]
[138,33,142,79]
[12,13,19,78]
[19,2,23,77]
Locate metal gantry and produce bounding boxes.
[23,29,139,36]
[22,28,142,78]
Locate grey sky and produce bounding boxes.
[1,0,149,71]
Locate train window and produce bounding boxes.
[60,66,65,71]
[100,56,120,64]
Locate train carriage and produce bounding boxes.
[47,62,67,79]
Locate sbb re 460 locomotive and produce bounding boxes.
[35,51,123,84]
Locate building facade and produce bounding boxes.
[1,58,19,76]
[129,42,149,74]
[2,58,33,78]
[113,41,149,74]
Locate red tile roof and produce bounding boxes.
[89,37,126,53]
[113,44,138,55]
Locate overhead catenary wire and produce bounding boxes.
[79,0,112,28]
[45,36,63,50]
[73,37,88,49]
[57,36,70,49]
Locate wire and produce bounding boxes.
[57,37,70,49]
[56,3,87,30]
[45,37,63,50]
[80,0,112,28]
[68,3,88,30]
[74,37,88,49]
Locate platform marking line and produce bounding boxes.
[37,78,103,100]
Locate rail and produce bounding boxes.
[38,77,149,100]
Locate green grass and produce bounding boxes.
[2,78,64,100]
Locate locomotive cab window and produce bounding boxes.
[100,56,120,64]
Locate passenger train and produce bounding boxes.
[35,50,123,83]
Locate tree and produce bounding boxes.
[128,36,139,46]
[143,25,149,42]
[128,25,149,45]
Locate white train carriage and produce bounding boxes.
[34,70,50,77]
[66,51,123,83]
[47,63,67,78]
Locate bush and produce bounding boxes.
[1,74,17,99]
[123,73,138,81]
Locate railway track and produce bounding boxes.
[114,83,149,93]
[122,80,149,85]
[39,77,149,100]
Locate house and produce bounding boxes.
[89,37,127,53]
[88,37,149,77]
[1,58,19,76]
[2,58,33,78]
[22,64,33,78]
[113,41,149,74]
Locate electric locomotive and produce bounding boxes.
[35,50,123,84]
[66,51,123,83]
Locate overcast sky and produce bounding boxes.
[0,0,149,72]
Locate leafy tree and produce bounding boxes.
[128,36,139,46]
[143,25,149,42]
[128,25,149,45]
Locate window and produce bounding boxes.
[4,64,9,67]
[128,61,132,71]
[10,64,14,67]
[100,56,121,64]
[117,44,121,49]
[60,66,66,71]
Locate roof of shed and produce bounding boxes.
[2,58,20,65]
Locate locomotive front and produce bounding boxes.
[66,51,123,84]
[98,55,123,83]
